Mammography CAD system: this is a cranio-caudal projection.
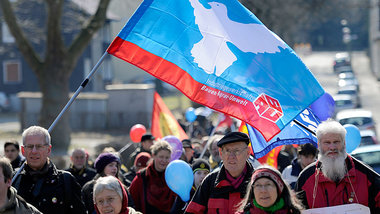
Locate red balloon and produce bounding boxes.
[130,124,147,143]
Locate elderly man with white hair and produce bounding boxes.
[295,120,380,213]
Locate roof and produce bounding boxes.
[335,109,373,120]
[333,94,353,101]
[360,130,376,137]
[351,144,380,154]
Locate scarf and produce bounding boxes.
[145,162,176,212]
[225,165,247,189]
[25,161,50,182]
[252,198,285,213]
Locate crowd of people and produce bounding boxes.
[0,119,379,213]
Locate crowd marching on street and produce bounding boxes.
[0,119,378,214]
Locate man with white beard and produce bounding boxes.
[295,120,380,213]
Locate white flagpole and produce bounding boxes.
[48,51,109,133]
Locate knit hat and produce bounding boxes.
[217,132,250,147]
[251,167,285,195]
[94,153,121,174]
[134,152,151,168]
[191,159,211,173]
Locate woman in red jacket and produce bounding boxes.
[129,140,176,214]
[237,166,303,214]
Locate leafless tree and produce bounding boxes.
[0,0,111,154]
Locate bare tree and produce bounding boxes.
[0,0,111,154]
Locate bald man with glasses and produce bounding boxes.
[185,132,255,214]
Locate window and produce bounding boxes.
[2,22,15,43]
[3,61,22,83]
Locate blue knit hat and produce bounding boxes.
[94,153,120,173]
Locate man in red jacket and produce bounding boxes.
[185,132,254,214]
[295,120,380,213]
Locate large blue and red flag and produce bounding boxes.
[107,0,324,141]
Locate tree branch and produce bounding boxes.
[0,0,43,73]
[67,0,111,64]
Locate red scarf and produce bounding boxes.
[145,162,176,212]
[225,165,247,189]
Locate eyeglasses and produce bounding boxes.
[221,147,247,156]
[95,197,117,207]
[24,144,49,151]
[253,183,276,191]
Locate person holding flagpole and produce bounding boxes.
[185,132,254,214]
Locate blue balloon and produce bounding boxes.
[344,124,361,153]
[310,92,335,121]
[165,160,194,202]
[185,107,197,122]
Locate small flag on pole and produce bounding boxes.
[151,92,188,140]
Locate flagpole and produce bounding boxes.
[199,113,222,159]
[48,52,109,133]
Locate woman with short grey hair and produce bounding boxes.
[93,176,141,214]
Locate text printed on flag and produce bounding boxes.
[201,85,249,106]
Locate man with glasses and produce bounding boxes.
[12,125,86,214]
[185,132,254,214]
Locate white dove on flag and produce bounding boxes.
[190,0,288,76]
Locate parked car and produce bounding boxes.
[338,72,360,92]
[333,94,356,115]
[336,85,361,107]
[335,109,377,135]
[351,145,380,174]
[360,130,379,146]
[333,52,351,72]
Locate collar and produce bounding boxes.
[214,161,253,190]
[252,198,285,212]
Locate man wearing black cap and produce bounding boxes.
[127,134,155,169]
[185,132,254,214]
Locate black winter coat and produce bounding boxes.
[12,161,86,214]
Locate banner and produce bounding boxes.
[151,92,188,140]
[248,108,320,159]
[107,0,324,141]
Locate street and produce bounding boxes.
[301,51,380,136]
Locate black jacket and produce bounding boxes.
[66,165,97,187]
[11,155,25,171]
[12,161,86,214]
